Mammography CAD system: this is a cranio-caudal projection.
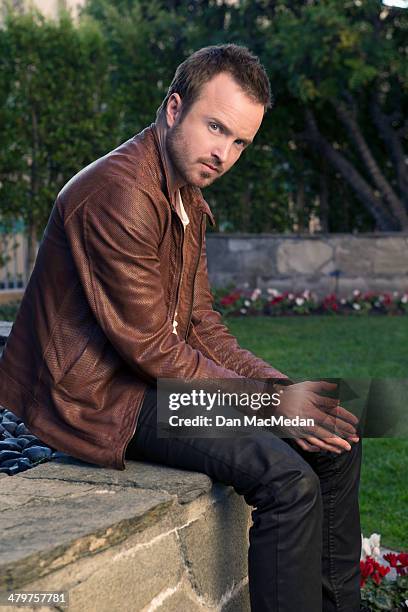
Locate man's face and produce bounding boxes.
[165,72,265,188]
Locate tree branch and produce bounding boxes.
[332,98,408,228]
[370,92,408,209]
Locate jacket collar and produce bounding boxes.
[150,122,215,227]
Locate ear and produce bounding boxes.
[165,93,183,128]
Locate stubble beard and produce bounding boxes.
[166,121,217,188]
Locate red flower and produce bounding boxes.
[322,293,339,311]
[270,295,284,305]
[397,552,408,566]
[384,552,408,576]
[360,556,390,588]
[372,564,390,585]
[384,553,399,568]
[220,291,241,306]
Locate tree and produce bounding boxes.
[259,0,408,230]
[0,7,120,278]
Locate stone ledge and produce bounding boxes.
[0,457,251,612]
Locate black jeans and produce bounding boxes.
[125,387,362,612]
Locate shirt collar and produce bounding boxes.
[150,122,215,227]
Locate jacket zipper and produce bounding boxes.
[121,215,185,468]
[184,214,204,340]
[120,388,147,469]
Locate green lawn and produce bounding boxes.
[226,316,408,551]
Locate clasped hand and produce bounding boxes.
[271,380,360,454]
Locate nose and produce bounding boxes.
[211,139,233,165]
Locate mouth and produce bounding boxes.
[201,162,219,173]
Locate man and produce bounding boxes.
[0,44,362,611]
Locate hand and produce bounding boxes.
[272,380,360,454]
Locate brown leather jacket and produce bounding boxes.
[0,123,287,470]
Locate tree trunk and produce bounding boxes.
[370,95,408,210]
[333,99,408,229]
[304,109,397,231]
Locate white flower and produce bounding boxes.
[288,293,294,300]
[353,303,361,310]
[369,533,381,559]
[353,289,360,296]
[393,291,399,297]
[401,295,408,304]
[361,533,381,560]
[378,295,384,302]
[340,299,346,305]
[244,299,251,307]
[361,536,371,560]
[295,297,304,306]
[240,308,247,314]
[251,288,261,301]
[267,288,280,297]
[374,301,381,308]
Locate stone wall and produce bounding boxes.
[206,233,408,296]
[0,459,251,612]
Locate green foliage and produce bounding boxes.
[0,6,120,238]
[361,574,408,611]
[1,0,407,234]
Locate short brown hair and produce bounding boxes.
[155,43,272,121]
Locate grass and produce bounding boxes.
[2,304,406,549]
[226,315,408,551]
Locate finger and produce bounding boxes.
[296,439,321,452]
[307,380,338,393]
[335,406,360,426]
[307,426,353,451]
[319,411,358,437]
[316,404,359,436]
[303,435,345,454]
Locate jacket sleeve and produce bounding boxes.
[186,226,289,381]
[61,181,244,383]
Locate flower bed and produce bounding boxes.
[212,287,408,318]
[360,533,408,611]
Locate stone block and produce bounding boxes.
[178,491,250,605]
[277,240,333,275]
[228,239,254,252]
[53,532,184,612]
[334,238,376,276]
[222,582,250,612]
[21,458,213,505]
[150,580,210,611]
[0,473,173,590]
[373,238,408,275]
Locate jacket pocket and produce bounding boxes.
[55,323,105,389]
